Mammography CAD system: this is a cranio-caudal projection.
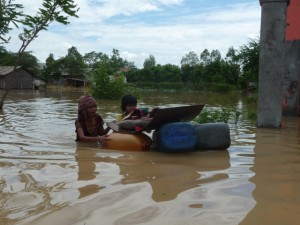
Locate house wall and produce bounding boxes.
[0,77,5,89]
[8,69,34,89]
[286,0,300,40]
[283,0,300,115]
[283,41,300,115]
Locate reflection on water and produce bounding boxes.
[0,90,299,224]
[240,119,300,225]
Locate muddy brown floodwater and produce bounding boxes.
[0,89,299,225]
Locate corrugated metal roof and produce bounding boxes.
[0,66,21,76]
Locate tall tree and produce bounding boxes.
[143,55,156,68]
[0,47,39,74]
[14,51,40,75]
[161,64,181,82]
[43,53,63,81]
[200,49,210,65]
[237,38,260,88]
[181,51,199,66]
[0,0,23,44]
[62,46,85,78]
[83,51,101,69]
[0,46,14,65]
[225,46,238,63]
[110,49,124,72]
[210,50,221,62]
[0,0,79,109]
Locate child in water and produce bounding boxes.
[75,95,110,146]
[109,94,158,132]
[116,94,146,121]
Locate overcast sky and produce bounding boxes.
[4,0,261,68]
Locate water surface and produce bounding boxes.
[0,89,299,225]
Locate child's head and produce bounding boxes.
[121,94,137,113]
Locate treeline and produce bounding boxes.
[0,38,259,92]
[127,39,259,91]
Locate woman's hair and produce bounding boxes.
[121,94,137,112]
[78,95,97,120]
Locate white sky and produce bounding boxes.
[3,0,261,68]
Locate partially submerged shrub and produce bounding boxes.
[194,107,240,124]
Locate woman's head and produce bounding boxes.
[78,95,97,119]
[121,94,137,113]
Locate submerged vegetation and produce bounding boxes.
[244,96,258,124]
[194,107,241,124]
[193,93,259,125]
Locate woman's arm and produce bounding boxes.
[76,126,109,146]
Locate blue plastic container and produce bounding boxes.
[154,122,197,152]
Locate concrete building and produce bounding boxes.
[283,0,300,116]
[258,0,300,127]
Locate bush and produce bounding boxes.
[194,107,240,124]
[91,63,128,99]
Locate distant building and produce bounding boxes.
[286,0,300,40]
[64,78,90,87]
[283,0,300,116]
[0,66,47,89]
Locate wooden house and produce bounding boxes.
[64,78,90,87]
[0,66,47,89]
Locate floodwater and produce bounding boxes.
[0,89,299,225]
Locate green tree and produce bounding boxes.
[0,0,23,43]
[43,53,63,81]
[225,47,241,85]
[125,67,140,83]
[123,60,136,70]
[181,64,202,84]
[200,49,210,65]
[83,51,101,81]
[181,51,199,66]
[210,50,221,62]
[0,47,39,74]
[0,0,79,109]
[237,38,260,88]
[225,46,238,63]
[0,46,15,65]
[161,64,181,82]
[221,61,240,85]
[61,46,85,78]
[143,55,156,68]
[139,67,155,82]
[15,51,40,75]
[110,49,124,73]
[17,0,79,58]
[83,51,101,69]
[92,61,127,99]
